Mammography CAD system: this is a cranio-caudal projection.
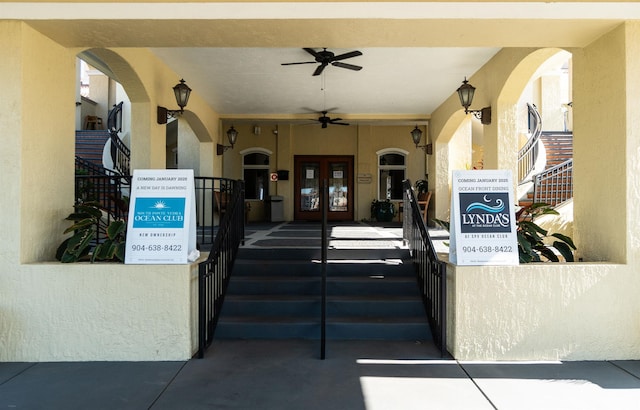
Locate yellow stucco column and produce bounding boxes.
[572,22,640,263]
[0,22,76,263]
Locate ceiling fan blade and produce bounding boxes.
[332,62,363,71]
[332,121,350,126]
[303,48,320,58]
[332,50,362,61]
[330,117,343,122]
[313,64,328,76]
[281,61,317,66]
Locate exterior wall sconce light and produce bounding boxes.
[157,79,192,124]
[217,126,239,155]
[411,125,432,154]
[457,77,491,125]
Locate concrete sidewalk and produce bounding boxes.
[2,340,640,409]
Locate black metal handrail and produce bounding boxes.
[107,102,131,177]
[533,158,573,206]
[518,103,542,183]
[402,179,447,357]
[320,179,328,360]
[74,172,130,243]
[72,173,237,251]
[197,178,245,358]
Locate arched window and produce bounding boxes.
[377,150,407,200]
[242,149,271,200]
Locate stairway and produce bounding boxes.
[520,131,573,208]
[540,131,573,168]
[215,247,432,341]
[75,130,110,167]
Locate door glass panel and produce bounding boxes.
[329,162,348,212]
[300,162,320,211]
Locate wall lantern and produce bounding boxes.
[456,77,491,125]
[217,126,239,155]
[157,79,192,124]
[410,125,432,155]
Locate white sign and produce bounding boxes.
[450,170,519,265]
[125,169,199,264]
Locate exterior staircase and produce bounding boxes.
[540,131,573,168]
[75,130,109,167]
[520,130,573,208]
[215,247,432,341]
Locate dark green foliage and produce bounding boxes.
[516,203,576,263]
[56,202,127,263]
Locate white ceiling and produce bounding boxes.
[150,47,500,120]
[9,1,640,122]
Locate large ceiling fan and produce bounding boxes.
[282,48,363,76]
[314,111,350,128]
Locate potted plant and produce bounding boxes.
[371,199,395,222]
[414,179,429,200]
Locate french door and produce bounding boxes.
[294,155,354,221]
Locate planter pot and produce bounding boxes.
[375,203,395,222]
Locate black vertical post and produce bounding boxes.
[321,178,328,360]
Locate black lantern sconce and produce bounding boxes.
[157,79,192,124]
[411,125,432,155]
[217,126,239,155]
[456,77,491,125]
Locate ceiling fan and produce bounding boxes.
[282,48,363,76]
[315,111,350,128]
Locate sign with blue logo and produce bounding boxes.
[450,170,518,265]
[132,197,186,229]
[125,169,199,264]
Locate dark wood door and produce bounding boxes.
[294,155,354,221]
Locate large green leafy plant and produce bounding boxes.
[516,202,576,263]
[56,201,127,263]
[433,202,576,263]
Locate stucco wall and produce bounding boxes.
[447,262,640,361]
[221,122,427,221]
[0,262,199,362]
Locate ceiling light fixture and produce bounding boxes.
[411,126,432,154]
[157,79,192,124]
[217,126,239,155]
[456,77,491,125]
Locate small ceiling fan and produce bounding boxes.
[315,111,350,128]
[282,48,363,76]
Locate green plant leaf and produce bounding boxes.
[106,220,126,239]
[553,241,575,262]
[92,240,116,262]
[432,219,450,231]
[63,219,96,234]
[75,203,104,218]
[536,245,559,262]
[115,242,126,262]
[551,233,576,249]
[517,232,533,254]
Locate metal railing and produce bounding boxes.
[73,170,130,243]
[518,103,542,183]
[533,159,573,206]
[73,172,236,250]
[402,180,447,357]
[107,102,131,177]
[197,178,245,358]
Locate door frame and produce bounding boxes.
[294,155,354,221]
